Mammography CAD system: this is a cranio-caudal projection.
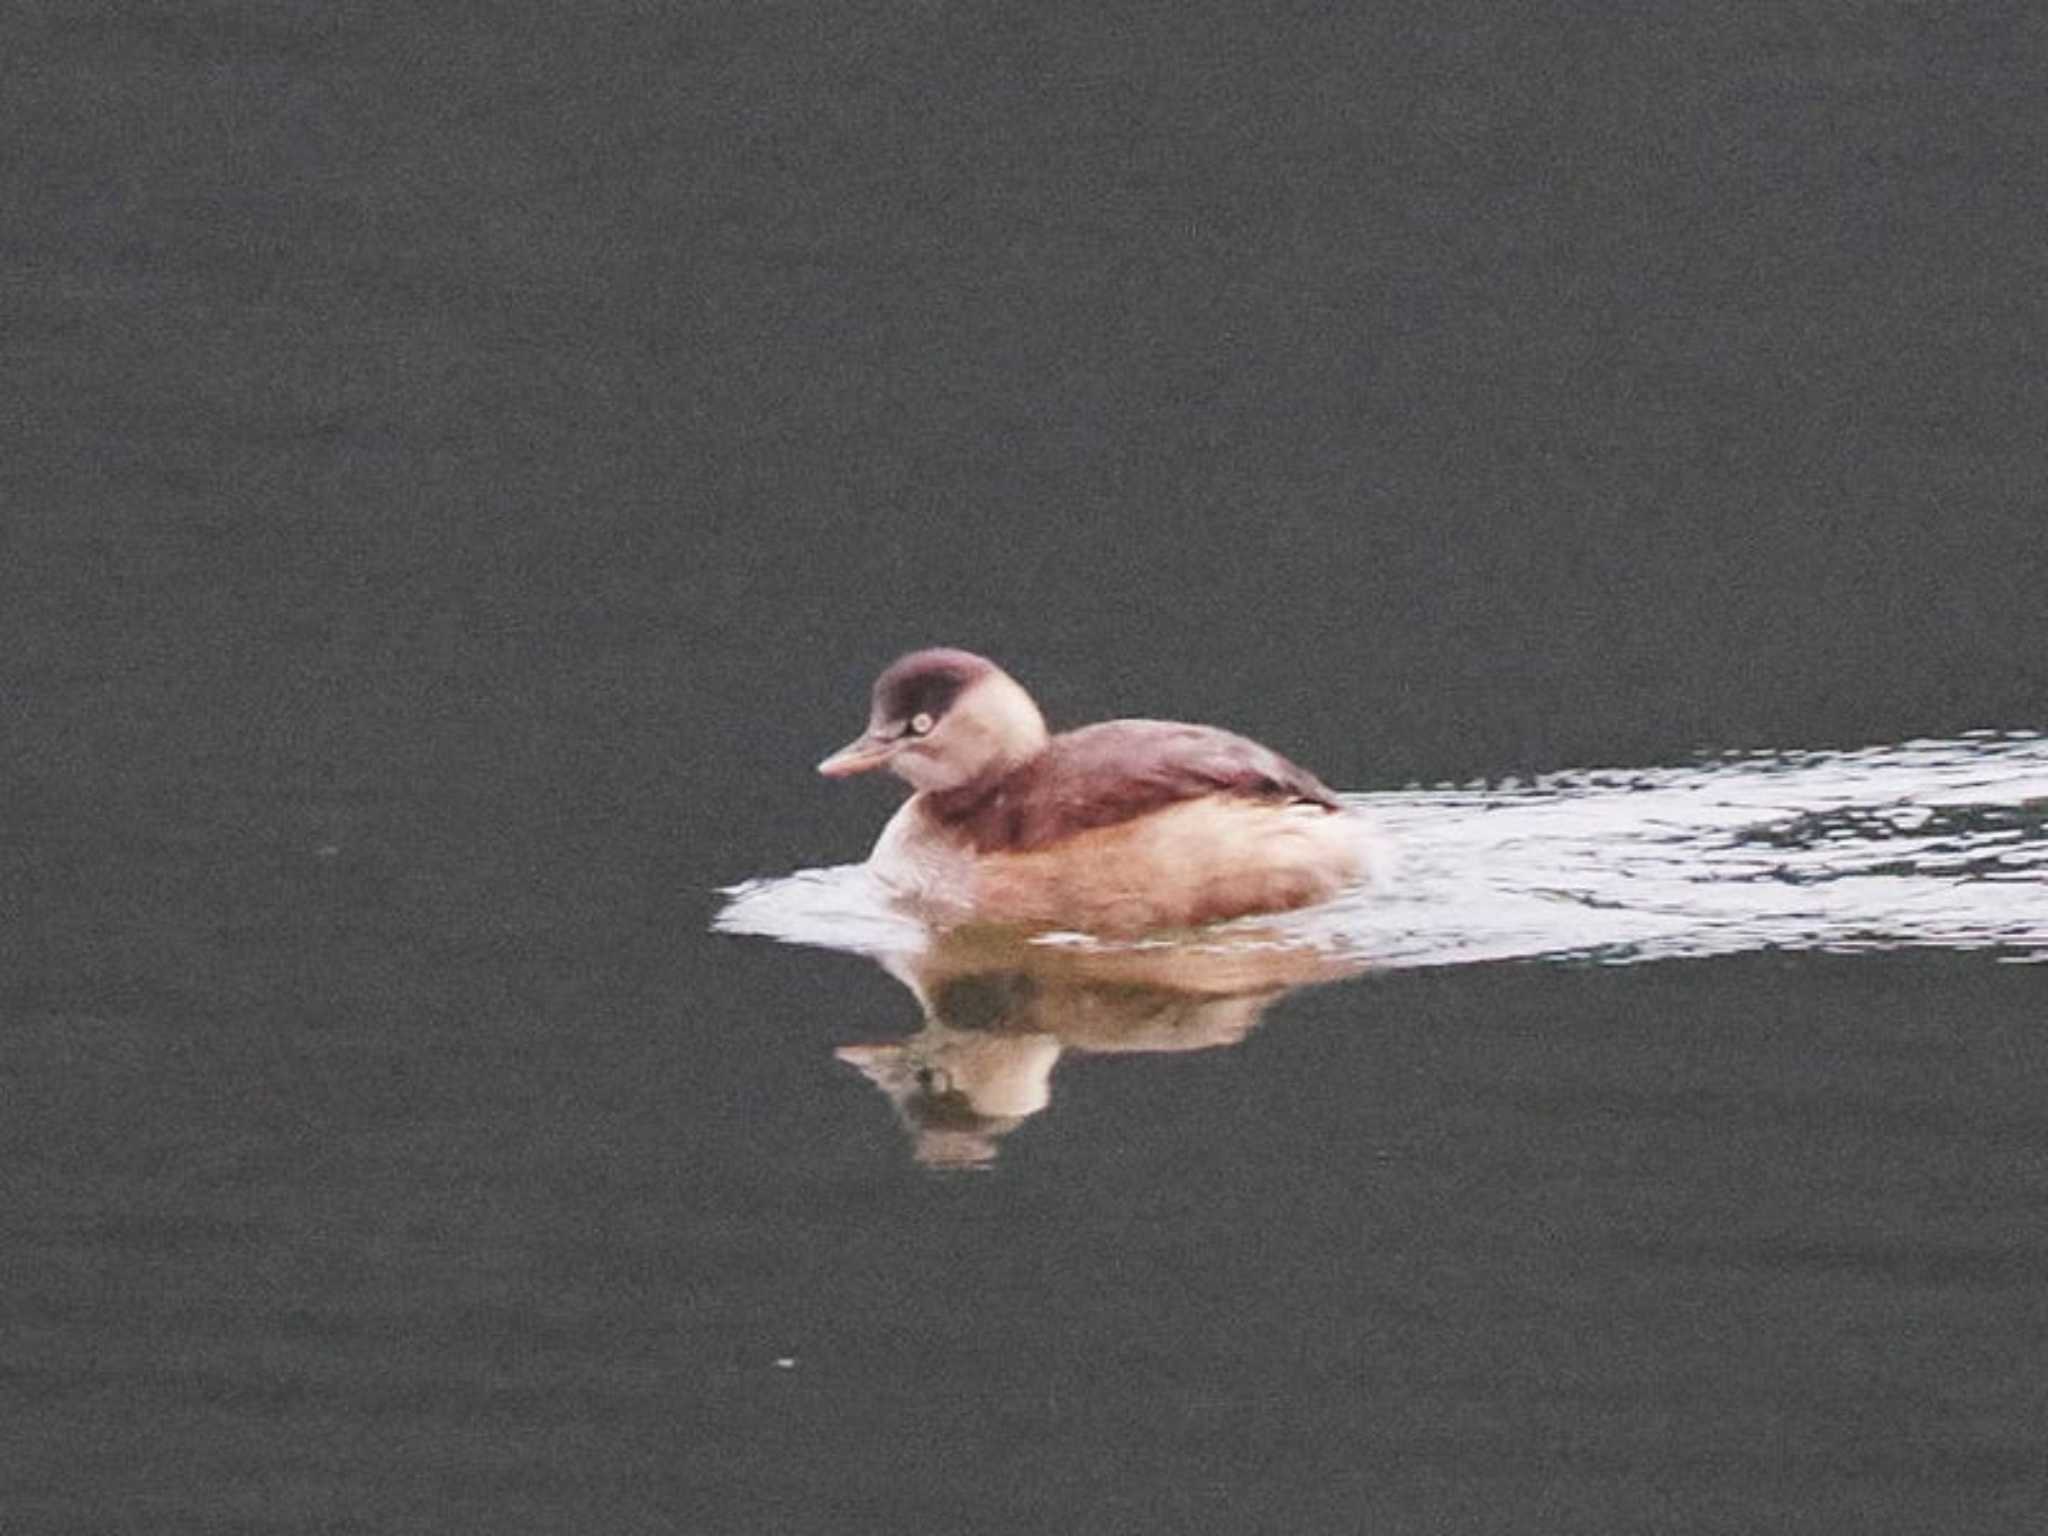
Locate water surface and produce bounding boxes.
[14,2,2048,1530]
[724,732,2048,966]
[718,733,2046,1173]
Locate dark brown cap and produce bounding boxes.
[871,648,997,726]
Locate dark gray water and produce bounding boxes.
[10,4,2048,1533]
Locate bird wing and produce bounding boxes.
[951,720,1342,852]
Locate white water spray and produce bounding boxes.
[719,733,2048,969]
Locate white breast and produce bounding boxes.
[866,797,979,918]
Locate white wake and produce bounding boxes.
[718,733,2048,969]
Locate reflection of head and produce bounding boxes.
[836,1036,1054,1169]
[836,928,1369,1167]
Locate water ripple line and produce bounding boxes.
[719,734,2048,969]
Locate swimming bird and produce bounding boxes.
[818,648,1368,935]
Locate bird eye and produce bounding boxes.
[908,712,934,737]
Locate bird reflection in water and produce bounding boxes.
[835,927,1368,1168]
[725,733,2048,1162]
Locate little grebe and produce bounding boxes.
[819,649,1368,934]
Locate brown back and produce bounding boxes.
[928,719,1342,853]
